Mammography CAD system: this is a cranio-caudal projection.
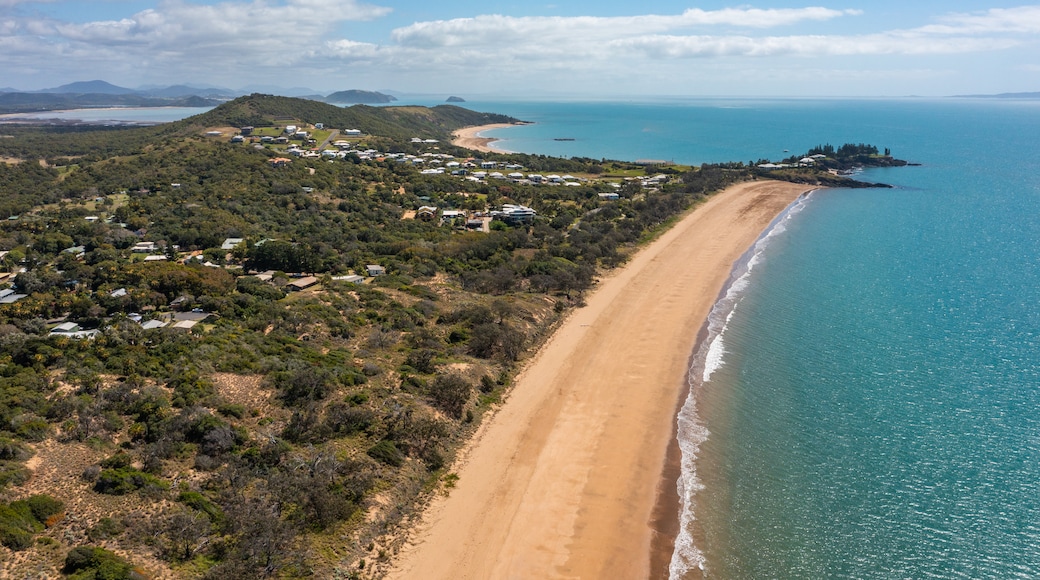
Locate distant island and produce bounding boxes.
[324,90,397,104]
[952,91,1040,99]
[446,96,466,103]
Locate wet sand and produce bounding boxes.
[388,180,815,579]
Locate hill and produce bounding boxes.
[38,80,137,94]
[182,94,519,140]
[324,89,397,104]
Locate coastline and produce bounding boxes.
[450,123,516,153]
[387,180,815,579]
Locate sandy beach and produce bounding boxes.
[451,123,515,153]
[388,180,815,579]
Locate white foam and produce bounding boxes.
[668,190,818,579]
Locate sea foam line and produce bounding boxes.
[669,190,816,579]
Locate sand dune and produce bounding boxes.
[389,180,815,579]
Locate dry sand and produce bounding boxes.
[451,123,515,153]
[388,180,815,579]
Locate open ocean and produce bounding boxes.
[61,97,1040,578]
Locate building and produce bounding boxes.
[332,275,365,285]
[288,276,320,291]
[366,265,386,277]
[416,206,438,222]
[221,238,245,250]
[497,204,537,225]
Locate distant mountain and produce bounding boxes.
[39,80,137,95]
[953,91,1040,99]
[446,96,466,103]
[0,87,17,94]
[0,92,223,114]
[325,90,397,104]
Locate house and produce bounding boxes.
[240,126,254,136]
[221,238,245,250]
[110,288,128,298]
[598,192,620,200]
[332,275,365,285]
[49,321,100,339]
[288,276,320,291]
[140,319,168,330]
[205,131,222,137]
[284,125,297,134]
[497,204,537,225]
[230,135,244,143]
[132,241,157,253]
[0,292,27,304]
[143,255,168,262]
[344,129,362,136]
[171,320,198,331]
[416,206,438,222]
[269,158,292,167]
[366,265,386,277]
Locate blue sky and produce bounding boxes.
[2,0,1038,97]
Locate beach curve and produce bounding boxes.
[387,180,816,579]
[451,123,515,153]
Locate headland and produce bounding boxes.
[388,180,815,579]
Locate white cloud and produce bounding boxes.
[917,5,1040,35]
[613,33,1020,59]
[391,7,860,49]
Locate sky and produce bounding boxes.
[1,0,1039,97]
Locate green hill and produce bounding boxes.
[182,94,519,140]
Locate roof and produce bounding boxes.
[288,276,320,290]
[52,321,81,332]
[221,238,245,250]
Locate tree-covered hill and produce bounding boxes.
[182,94,519,141]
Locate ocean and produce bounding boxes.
[459,97,1040,578]
[38,97,1040,578]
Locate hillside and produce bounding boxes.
[183,94,519,140]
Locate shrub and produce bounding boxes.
[177,491,224,524]
[87,517,126,541]
[366,440,404,467]
[429,373,472,419]
[0,494,62,550]
[93,467,168,496]
[63,545,139,580]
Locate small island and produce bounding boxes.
[446,96,466,103]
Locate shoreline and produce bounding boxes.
[387,180,815,579]
[450,123,517,153]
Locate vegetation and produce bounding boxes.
[0,94,898,578]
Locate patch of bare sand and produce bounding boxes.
[387,180,816,579]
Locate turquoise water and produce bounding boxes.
[462,97,1040,578]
